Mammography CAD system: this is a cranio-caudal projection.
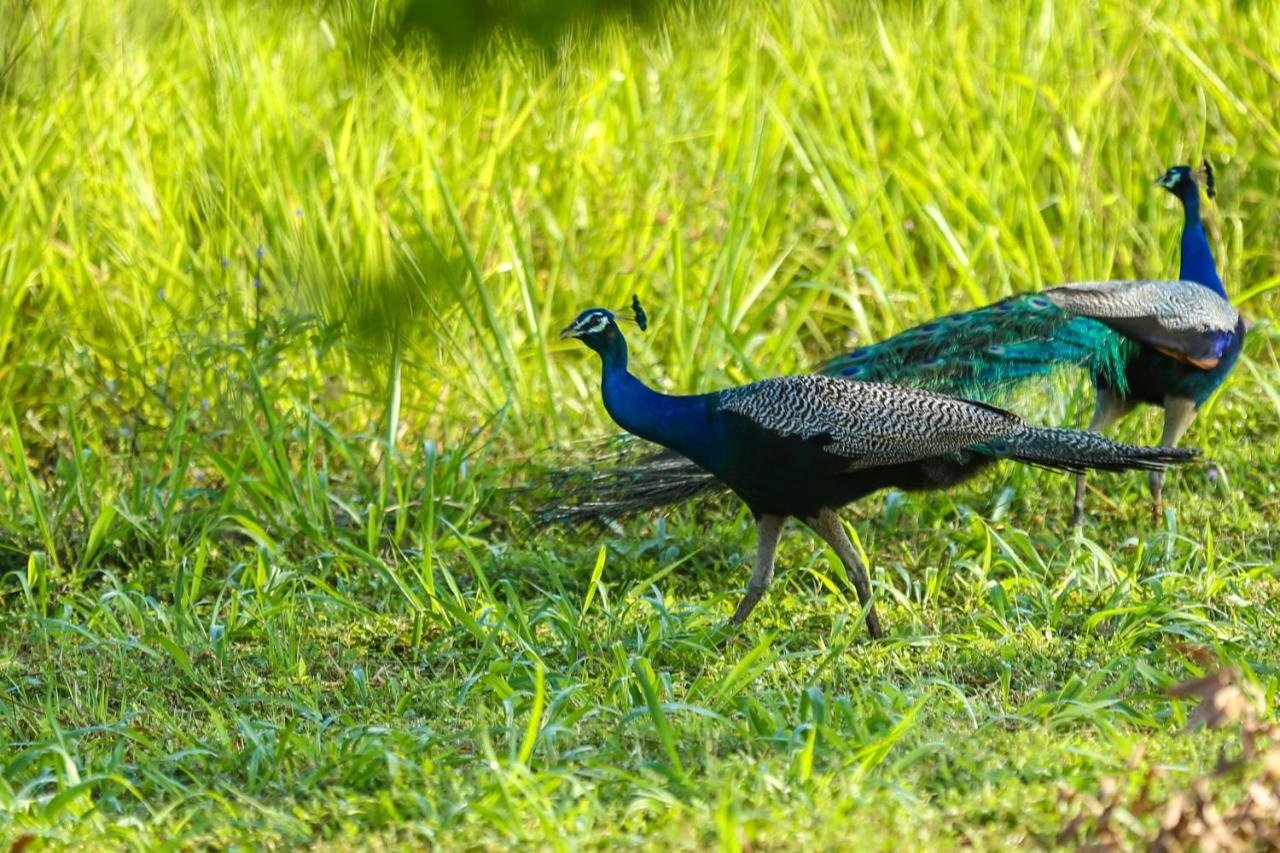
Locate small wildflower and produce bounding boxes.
[294,208,303,217]
[157,288,166,300]
[256,246,265,260]
[1208,467,1220,483]
[219,257,230,268]
[253,276,263,289]
[201,398,211,411]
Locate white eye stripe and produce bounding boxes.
[578,314,610,335]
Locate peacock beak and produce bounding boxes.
[559,324,580,340]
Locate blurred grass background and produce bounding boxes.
[5,0,1278,444]
[1,0,1279,846]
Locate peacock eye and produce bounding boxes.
[580,312,612,335]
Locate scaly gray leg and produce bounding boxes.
[1072,389,1136,528]
[804,508,884,639]
[1149,396,1198,522]
[730,514,786,626]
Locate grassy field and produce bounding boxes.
[2,0,1280,847]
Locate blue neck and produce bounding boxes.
[594,336,710,458]
[1178,190,1227,299]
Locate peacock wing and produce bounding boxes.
[1043,280,1240,369]
[714,374,1022,470]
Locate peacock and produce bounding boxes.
[559,304,1199,637]
[541,163,1241,526]
[1061,163,1243,524]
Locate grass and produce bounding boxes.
[2,0,1280,847]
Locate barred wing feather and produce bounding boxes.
[1044,280,1240,367]
[715,374,1020,469]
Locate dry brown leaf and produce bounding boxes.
[1064,667,1279,851]
[1170,642,1219,668]
[1167,670,1235,701]
[1168,669,1262,733]
[1263,749,1280,782]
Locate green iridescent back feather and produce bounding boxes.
[822,293,1131,401]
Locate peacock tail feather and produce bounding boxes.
[822,294,1131,402]
[531,444,721,525]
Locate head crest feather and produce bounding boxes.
[631,295,648,332]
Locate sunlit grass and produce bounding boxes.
[0,0,1278,847]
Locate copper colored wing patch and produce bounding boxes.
[1154,346,1220,370]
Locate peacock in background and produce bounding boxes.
[559,304,1199,637]
[540,162,1242,526]
[1061,162,1244,524]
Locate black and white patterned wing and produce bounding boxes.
[715,374,1020,469]
[1044,280,1240,367]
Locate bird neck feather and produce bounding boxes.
[1178,189,1227,300]
[596,346,710,457]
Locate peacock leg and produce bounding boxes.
[803,509,884,639]
[1071,390,1136,528]
[730,514,785,626]
[1149,397,1198,521]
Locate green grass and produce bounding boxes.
[2,0,1280,847]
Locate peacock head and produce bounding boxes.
[1155,162,1214,200]
[560,308,622,354]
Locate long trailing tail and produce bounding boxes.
[821,293,1129,397]
[981,425,1199,474]
[535,292,1137,525]
[535,446,719,526]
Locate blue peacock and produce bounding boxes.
[543,163,1242,526]
[560,304,1199,636]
